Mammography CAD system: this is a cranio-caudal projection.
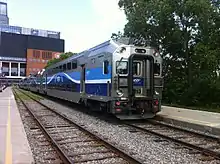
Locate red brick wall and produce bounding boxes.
[26,49,61,76]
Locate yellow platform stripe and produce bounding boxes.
[5,98,12,164]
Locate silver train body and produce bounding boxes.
[19,38,163,120]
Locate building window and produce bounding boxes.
[20,63,26,76]
[11,63,18,76]
[33,50,40,58]
[0,3,7,16]
[2,62,9,76]
[42,51,52,59]
[42,52,45,59]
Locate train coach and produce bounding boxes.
[20,38,163,120]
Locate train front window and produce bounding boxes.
[133,61,141,76]
[116,61,128,74]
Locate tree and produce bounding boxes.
[119,0,220,108]
[45,52,77,68]
[111,31,124,40]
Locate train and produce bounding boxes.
[19,38,163,120]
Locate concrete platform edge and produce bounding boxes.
[12,95,35,164]
[0,87,35,164]
[155,115,220,136]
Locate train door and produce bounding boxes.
[132,60,145,97]
[128,54,154,99]
[80,64,86,93]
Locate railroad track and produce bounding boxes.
[15,92,66,163]
[123,120,220,160]
[14,89,142,164]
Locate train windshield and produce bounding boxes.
[116,61,128,74]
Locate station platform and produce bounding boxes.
[157,106,220,136]
[0,87,34,164]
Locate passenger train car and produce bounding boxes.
[19,38,163,120]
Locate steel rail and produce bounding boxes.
[147,119,220,141]
[125,122,220,160]
[17,88,143,164]
[13,89,73,164]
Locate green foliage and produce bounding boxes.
[45,52,77,68]
[118,0,220,110]
[111,31,124,40]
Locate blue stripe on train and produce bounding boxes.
[47,74,110,96]
[67,66,111,81]
[46,66,144,96]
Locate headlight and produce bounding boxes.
[116,89,123,97]
[155,91,159,95]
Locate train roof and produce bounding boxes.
[46,37,132,69]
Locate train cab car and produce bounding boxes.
[32,37,163,120]
[111,46,163,119]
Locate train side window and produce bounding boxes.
[59,65,62,71]
[103,60,109,74]
[63,64,67,71]
[72,60,77,69]
[55,67,59,73]
[91,58,95,64]
[67,62,71,70]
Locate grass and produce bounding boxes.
[162,103,220,113]
[12,87,44,101]
[23,91,44,100]
[13,90,32,101]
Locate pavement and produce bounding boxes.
[0,87,34,164]
[157,105,220,136]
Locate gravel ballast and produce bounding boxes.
[17,91,134,163]
[36,97,220,164]
[16,99,62,164]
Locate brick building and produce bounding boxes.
[26,49,62,76]
[0,32,64,79]
[0,1,65,84]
